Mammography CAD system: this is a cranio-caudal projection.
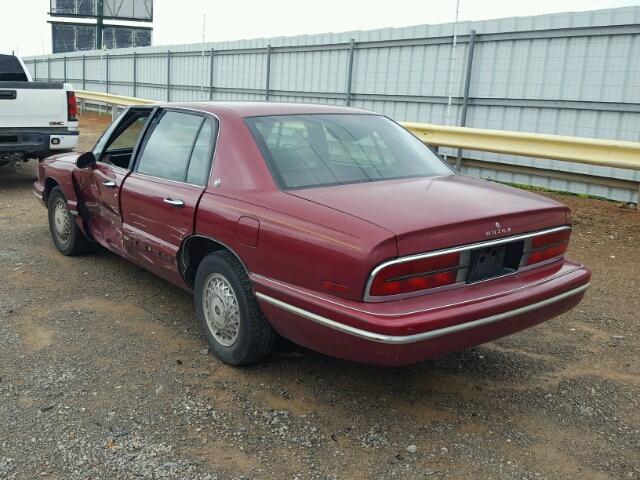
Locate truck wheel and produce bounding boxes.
[195,251,276,365]
[47,187,91,256]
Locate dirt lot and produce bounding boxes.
[0,113,639,479]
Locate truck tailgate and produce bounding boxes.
[0,82,69,129]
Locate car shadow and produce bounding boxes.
[0,161,38,190]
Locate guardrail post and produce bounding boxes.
[47,57,51,82]
[133,51,137,98]
[455,29,477,171]
[63,55,67,83]
[265,45,272,101]
[209,48,215,101]
[167,50,171,102]
[345,39,356,106]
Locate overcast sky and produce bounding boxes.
[2,0,639,56]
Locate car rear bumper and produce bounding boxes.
[252,260,591,366]
[0,128,78,160]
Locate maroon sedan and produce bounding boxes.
[33,103,590,366]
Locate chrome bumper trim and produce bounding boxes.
[255,283,590,345]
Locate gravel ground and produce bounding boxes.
[0,113,638,479]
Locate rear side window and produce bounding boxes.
[186,118,216,185]
[246,114,452,189]
[136,111,205,182]
[0,55,28,82]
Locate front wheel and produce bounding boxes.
[47,186,91,256]
[195,251,276,365]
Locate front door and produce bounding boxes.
[120,109,217,288]
[87,162,130,255]
[75,108,155,255]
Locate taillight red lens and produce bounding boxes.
[370,252,460,297]
[527,229,570,265]
[67,91,78,121]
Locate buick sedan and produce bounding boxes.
[33,103,591,366]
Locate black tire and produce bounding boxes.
[47,186,91,256]
[195,251,277,365]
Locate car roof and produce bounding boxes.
[154,101,375,118]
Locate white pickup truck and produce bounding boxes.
[0,53,79,166]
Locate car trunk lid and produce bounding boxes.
[287,175,569,256]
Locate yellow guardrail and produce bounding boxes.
[75,90,640,174]
[402,122,640,172]
[76,90,153,107]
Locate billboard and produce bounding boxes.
[102,26,152,49]
[51,22,151,53]
[50,0,153,22]
[50,0,96,16]
[51,22,97,53]
[104,0,152,22]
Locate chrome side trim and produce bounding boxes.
[364,225,571,302]
[255,283,589,345]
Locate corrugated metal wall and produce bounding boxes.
[25,6,640,202]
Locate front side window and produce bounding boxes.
[93,109,152,170]
[246,114,452,189]
[108,117,148,151]
[136,111,206,182]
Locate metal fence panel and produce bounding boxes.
[24,5,640,202]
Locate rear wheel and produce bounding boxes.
[47,187,91,256]
[195,251,276,365]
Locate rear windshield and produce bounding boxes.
[0,55,28,82]
[246,114,452,190]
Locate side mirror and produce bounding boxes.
[76,151,96,169]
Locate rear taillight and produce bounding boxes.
[370,252,460,297]
[526,229,570,265]
[67,91,78,121]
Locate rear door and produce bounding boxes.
[75,108,155,255]
[120,109,217,287]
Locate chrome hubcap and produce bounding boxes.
[203,273,240,347]
[52,198,71,244]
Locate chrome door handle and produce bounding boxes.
[102,180,117,188]
[163,198,185,207]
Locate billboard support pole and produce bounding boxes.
[96,0,104,50]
